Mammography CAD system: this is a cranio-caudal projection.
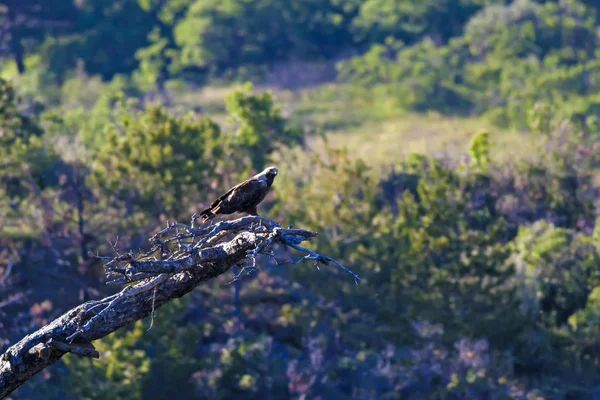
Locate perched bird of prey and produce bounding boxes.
[199,166,278,222]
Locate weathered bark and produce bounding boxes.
[0,216,356,398]
[0,235,249,397]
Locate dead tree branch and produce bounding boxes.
[0,216,358,398]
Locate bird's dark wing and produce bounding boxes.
[224,178,268,210]
[209,177,266,205]
[200,178,268,220]
[207,180,246,209]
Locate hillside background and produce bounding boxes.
[2,0,600,398]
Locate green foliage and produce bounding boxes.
[62,322,151,400]
[274,142,523,346]
[201,335,287,399]
[271,143,397,333]
[513,221,600,328]
[0,77,43,155]
[568,286,600,365]
[0,1,79,73]
[519,110,595,228]
[391,159,522,345]
[91,101,224,216]
[42,75,141,149]
[459,0,600,127]
[172,0,360,77]
[1,0,502,85]
[342,0,600,128]
[273,142,380,247]
[353,0,492,45]
[59,299,210,400]
[38,0,157,81]
[339,37,472,113]
[3,1,600,397]
[173,0,288,74]
[462,0,595,61]
[225,84,302,174]
[0,77,61,201]
[133,27,172,91]
[468,131,491,173]
[132,0,196,88]
[510,221,600,373]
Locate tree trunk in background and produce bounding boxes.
[12,44,24,74]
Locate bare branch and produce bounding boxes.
[0,216,358,397]
[284,242,361,284]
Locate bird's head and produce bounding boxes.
[260,166,278,184]
[265,166,278,178]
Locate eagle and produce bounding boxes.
[199,166,278,222]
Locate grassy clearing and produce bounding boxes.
[322,112,530,169]
[170,82,530,169]
[281,84,530,169]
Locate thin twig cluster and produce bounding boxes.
[66,215,359,342]
[0,215,359,397]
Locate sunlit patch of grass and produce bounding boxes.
[282,84,403,131]
[168,82,403,128]
[322,112,530,169]
[278,84,531,169]
[168,82,235,116]
[167,81,531,169]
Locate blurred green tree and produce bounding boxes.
[62,320,152,400]
[225,83,303,175]
[90,100,224,218]
[0,0,77,73]
[36,0,156,82]
[353,0,494,45]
